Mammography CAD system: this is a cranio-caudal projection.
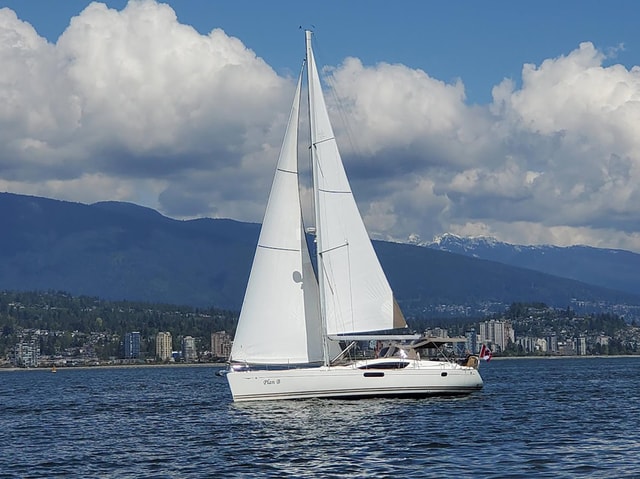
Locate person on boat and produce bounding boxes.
[374,340,383,358]
[459,350,479,367]
[460,350,472,365]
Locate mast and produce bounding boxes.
[305,29,331,366]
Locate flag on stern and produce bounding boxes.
[479,344,492,362]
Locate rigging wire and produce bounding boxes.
[310,32,372,166]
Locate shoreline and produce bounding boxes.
[0,362,227,372]
[490,354,640,360]
[3,355,640,371]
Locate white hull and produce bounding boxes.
[227,360,483,402]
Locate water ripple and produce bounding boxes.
[1,358,639,478]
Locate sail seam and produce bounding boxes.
[257,245,300,252]
[277,167,297,175]
[318,188,351,194]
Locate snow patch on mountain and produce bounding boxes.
[421,233,640,298]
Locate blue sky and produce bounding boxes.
[4,0,639,104]
[1,0,640,252]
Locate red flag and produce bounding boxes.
[479,344,492,362]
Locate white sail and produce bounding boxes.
[305,30,407,336]
[230,71,324,364]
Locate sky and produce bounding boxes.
[1,1,640,253]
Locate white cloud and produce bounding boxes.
[0,0,292,220]
[1,2,640,253]
[321,41,640,252]
[326,57,493,171]
[57,2,287,158]
[431,42,640,251]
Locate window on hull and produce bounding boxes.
[358,361,410,370]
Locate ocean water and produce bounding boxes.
[1,357,639,478]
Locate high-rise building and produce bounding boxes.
[479,319,514,353]
[464,328,478,355]
[535,338,548,353]
[182,336,197,362]
[13,340,40,367]
[211,331,232,359]
[156,332,172,361]
[516,336,536,353]
[124,331,141,359]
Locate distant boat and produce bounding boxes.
[51,365,57,373]
[225,30,483,402]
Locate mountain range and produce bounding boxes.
[2,192,640,318]
[425,233,640,297]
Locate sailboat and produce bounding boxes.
[226,30,483,402]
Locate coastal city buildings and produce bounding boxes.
[182,336,197,362]
[2,304,638,368]
[576,336,587,355]
[464,328,479,356]
[124,331,141,359]
[479,319,515,353]
[211,331,232,360]
[516,336,549,354]
[156,331,172,361]
[11,340,39,368]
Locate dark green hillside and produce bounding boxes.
[0,290,237,359]
[0,193,258,308]
[2,192,640,316]
[374,241,640,315]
